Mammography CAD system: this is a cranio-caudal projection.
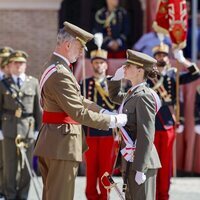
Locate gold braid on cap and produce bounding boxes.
[127,59,144,67]
[76,37,86,47]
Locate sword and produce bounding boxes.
[101,172,125,200]
[15,135,41,200]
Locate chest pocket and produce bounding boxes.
[22,88,36,104]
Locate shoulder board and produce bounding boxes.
[56,64,70,74]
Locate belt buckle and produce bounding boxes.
[15,108,22,118]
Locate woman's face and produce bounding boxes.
[124,64,143,82]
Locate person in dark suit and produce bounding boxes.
[0,50,42,200]
[108,49,161,200]
[148,43,200,200]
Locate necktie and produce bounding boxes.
[17,77,21,88]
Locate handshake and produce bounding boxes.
[101,109,127,128]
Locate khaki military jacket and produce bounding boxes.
[34,54,111,162]
[108,80,161,172]
[0,75,42,139]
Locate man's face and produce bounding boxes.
[91,58,108,75]
[67,39,84,63]
[9,61,26,76]
[154,52,169,73]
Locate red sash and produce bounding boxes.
[42,111,79,124]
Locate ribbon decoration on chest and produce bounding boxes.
[39,64,57,107]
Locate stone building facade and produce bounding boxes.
[0,0,61,78]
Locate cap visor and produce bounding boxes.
[9,58,27,62]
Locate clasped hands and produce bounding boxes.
[101,109,127,129]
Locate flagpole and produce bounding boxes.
[191,0,198,63]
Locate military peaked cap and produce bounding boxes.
[8,50,28,63]
[64,21,94,50]
[0,46,13,58]
[125,49,157,69]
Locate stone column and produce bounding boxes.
[0,0,62,77]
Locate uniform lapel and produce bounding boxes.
[124,84,145,104]
[10,77,20,92]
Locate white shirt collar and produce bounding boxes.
[129,82,146,92]
[53,52,70,66]
[12,73,26,84]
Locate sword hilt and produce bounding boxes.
[101,171,116,190]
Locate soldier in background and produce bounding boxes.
[93,0,130,58]
[80,48,118,200]
[0,47,13,79]
[0,50,42,200]
[148,43,200,200]
[0,47,13,200]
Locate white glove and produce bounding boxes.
[109,114,127,128]
[173,49,186,63]
[135,171,146,185]
[176,124,184,134]
[0,130,4,140]
[194,125,200,135]
[111,66,125,81]
[100,109,117,115]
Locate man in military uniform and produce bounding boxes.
[80,48,118,200]
[0,47,13,200]
[33,21,127,200]
[93,0,129,58]
[148,43,200,200]
[0,50,42,200]
[0,47,13,79]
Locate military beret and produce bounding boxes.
[125,49,157,69]
[63,21,94,50]
[0,46,13,58]
[8,50,28,63]
[152,43,169,56]
[90,49,108,61]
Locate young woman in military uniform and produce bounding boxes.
[108,49,161,200]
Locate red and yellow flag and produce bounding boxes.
[153,0,188,49]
